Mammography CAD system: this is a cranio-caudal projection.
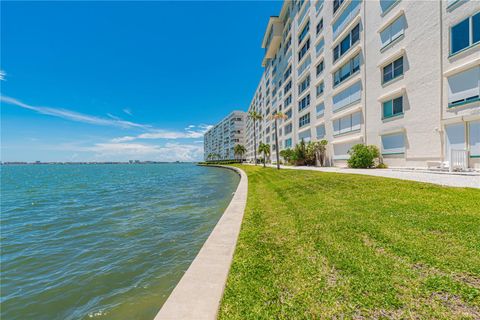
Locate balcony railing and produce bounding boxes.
[297,1,311,27]
[450,149,468,172]
[332,0,361,40]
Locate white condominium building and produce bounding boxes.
[204,111,247,161]
[245,0,480,169]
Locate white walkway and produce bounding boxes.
[255,164,480,189]
[154,166,248,320]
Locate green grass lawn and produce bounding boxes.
[219,165,480,319]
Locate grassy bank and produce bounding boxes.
[219,165,480,319]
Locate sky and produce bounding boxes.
[0,1,282,162]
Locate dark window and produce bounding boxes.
[316,60,324,76]
[333,23,360,63]
[333,0,345,14]
[316,19,324,35]
[451,18,470,54]
[383,56,403,83]
[298,21,310,44]
[298,38,310,61]
[473,12,480,44]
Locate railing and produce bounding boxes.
[332,1,361,40]
[315,0,324,14]
[449,149,468,172]
[316,39,324,57]
[297,1,311,27]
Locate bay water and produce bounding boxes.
[1,163,239,319]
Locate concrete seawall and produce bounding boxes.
[154,165,248,320]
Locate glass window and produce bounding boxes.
[285,138,292,148]
[316,102,325,117]
[469,121,480,156]
[285,123,293,134]
[299,113,311,127]
[333,23,360,63]
[298,76,310,95]
[332,81,362,112]
[316,19,324,35]
[285,95,292,107]
[316,82,324,96]
[285,109,292,119]
[381,133,405,154]
[382,96,403,118]
[380,0,397,13]
[298,21,310,44]
[333,0,345,14]
[333,53,361,86]
[383,56,403,83]
[333,111,361,135]
[316,60,324,76]
[451,13,480,55]
[332,0,361,39]
[298,94,311,112]
[393,96,403,114]
[473,13,480,43]
[393,57,403,77]
[299,129,311,142]
[298,38,310,61]
[316,124,326,139]
[447,66,480,107]
[380,15,405,48]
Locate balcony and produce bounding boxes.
[332,0,361,40]
[262,17,284,67]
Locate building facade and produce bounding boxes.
[204,111,247,161]
[245,0,480,169]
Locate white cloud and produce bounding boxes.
[1,95,150,130]
[110,124,213,142]
[123,108,132,116]
[0,70,5,81]
[87,142,203,162]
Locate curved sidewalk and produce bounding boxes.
[154,166,248,320]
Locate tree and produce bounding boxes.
[248,110,263,165]
[317,139,328,167]
[347,144,380,168]
[306,140,329,166]
[271,111,288,170]
[234,144,247,163]
[279,149,294,164]
[292,139,307,166]
[258,142,271,168]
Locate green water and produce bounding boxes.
[0,163,239,320]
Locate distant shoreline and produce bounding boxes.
[0,161,197,165]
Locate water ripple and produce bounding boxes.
[1,163,238,320]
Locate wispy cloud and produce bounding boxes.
[0,70,5,81]
[123,108,132,116]
[110,124,213,143]
[1,95,150,130]
[92,142,203,161]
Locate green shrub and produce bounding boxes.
[279,149,295,164]
[376,162,388,169]
[292,139,307,165]
[347,144,380,168]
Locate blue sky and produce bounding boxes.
[1,1,281,162]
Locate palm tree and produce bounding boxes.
[258,142,271,168]
[316,139,328,167]
[234,144,247,163]
[248,110,263,165]
[271,111,288,170]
